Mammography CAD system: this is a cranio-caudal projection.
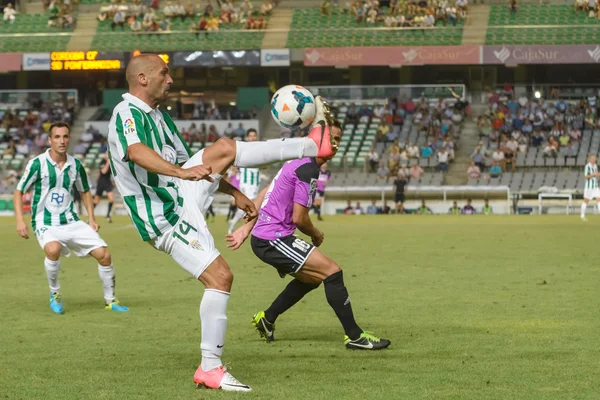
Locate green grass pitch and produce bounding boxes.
[1,215,600,399]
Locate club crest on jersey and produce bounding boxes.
[123,118,135,135]
[45,187,71,214]
[190,240,204,251]
[161,144,177,164]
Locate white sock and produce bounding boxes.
[234,138,318,167]
[596,202,600,213]
[581,202,587,218]
[200,289,230,371]
[44,258,61,293]
[228,209,246,233]
[98,265,116,303]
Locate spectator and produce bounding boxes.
[193,15,208,36]
[510,0,517,12]
[381,201,391,214]
[130,16,142,31]
[367,147,379,172]
[478,115,492,136]
[570,127,582,142]
[366,200,380,215]
[207,15,219,31]
[471,148,486,171]
[462,199,476,215]
[354,202,364,215]
[421,142,433,158]
[343,200,355,215]
[393,172,407,214]
[163,1,177,17]
[207,125,219,142]
[531,130,545,147]
[489,160,502,178]
[437,148,449,172]
[449,200,461,215]
[321,0,330,15]
[559,131,570,147]
[482,199,493,215]
[223,122,234,138]
[260,0,273,15]
[398,163,409,178]
[73,140,88,155]
[388,146,401,177]
[467,160,481,180]
[376,161,389,181]
[233,123,245,137]
[15,138,30,156]
[410,162,424,180]
[543,137,558,157]
[4,139,16,156]
[417,199,432,215]
[4,3,16,24]
[112,9,125,30]
[492,147,505,169]
[406,142,419,159]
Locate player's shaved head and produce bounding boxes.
[126,54,173,108]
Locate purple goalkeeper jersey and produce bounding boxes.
[252,158,320,241]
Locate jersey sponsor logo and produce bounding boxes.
[161,144,177,164]
[190,240,204,251]
[123,118,135,135]
[309,178,317,195]
[45,187,71,214]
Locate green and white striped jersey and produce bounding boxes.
[239,167,260,189]
[585,163,598,190]
[107,93,192,241]
[16,149,90,231]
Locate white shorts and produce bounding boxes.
[35,221,107,257]
[584,188,600,200]
[151,150,222,279]
[240,184,259,200]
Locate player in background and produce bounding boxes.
[13,122,128,314]
[107,54,337,392]
[93,151,115,223]
[482,199,493,215]
[226,166,240,222]
[226,123,391,351]
[581,154,600,221]
[312,161,331,221]
[228,128,261,234]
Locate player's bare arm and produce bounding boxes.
[217,179,257,222]
[127,142,214,182]
[226,185,269,250]
[13,189,28,239]
[292,203,324,247]
[80,190,99,231]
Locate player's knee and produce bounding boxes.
[215,137,236,156]
[326,260,342,276]
[95,247,112,266]
[44,242,62,260]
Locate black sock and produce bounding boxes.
[316,205,321,218]
[265,279,319,323]
[107,202,113,217]
[324,270,362,340]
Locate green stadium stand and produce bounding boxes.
[91,11,266,51]
[486,5,600,44]
[287,9,464,48]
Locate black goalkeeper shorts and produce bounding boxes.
[251,234,315,276]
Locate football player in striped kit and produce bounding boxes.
[228,129,261,234]
[581,154,600,221]
[13,122,128,314]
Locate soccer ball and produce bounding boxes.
[270,85,316,130]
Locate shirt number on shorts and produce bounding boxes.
[173,220,197,245]
[292,238,311,253]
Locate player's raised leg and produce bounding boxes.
[201,98,337,176]
[43,241,64,314]
[89,247,128,311]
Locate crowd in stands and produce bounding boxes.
[320,0,469,27]
[43,0,77,29]
[469,90,594,179]
[3,3,17,24]
[367,93,467,180]
[96,0,273,34]
[574,0,600,17]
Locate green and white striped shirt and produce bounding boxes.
[239,167,260,189]
[16,149,89,231]
[107,93,192,241]
[585,163,598,190]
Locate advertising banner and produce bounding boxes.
[304,46,480,66]
[0,53,22,72]
[482,45,600,65]
[260,49,291,66]
[22,53,51,71]
[173,50,261,67]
